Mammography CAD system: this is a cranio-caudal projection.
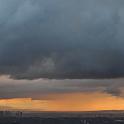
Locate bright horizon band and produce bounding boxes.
[1,92,124,111]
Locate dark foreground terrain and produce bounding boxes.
[0,117,124,124]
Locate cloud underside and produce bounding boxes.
[0,0,124,79]
[0,76,124,99]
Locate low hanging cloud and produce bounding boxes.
[0,0,124,79]
[0,76,124,99]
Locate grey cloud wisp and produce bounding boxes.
[0,76,124,99]
[0,0,124,79]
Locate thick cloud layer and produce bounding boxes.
[0,0,124,79]
[0,76,124,99]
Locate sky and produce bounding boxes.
[0,0,124,111]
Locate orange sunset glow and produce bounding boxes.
[1,92,124,112]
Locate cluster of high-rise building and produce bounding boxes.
[0,111,22,117]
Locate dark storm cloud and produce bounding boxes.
[0,0,124,79]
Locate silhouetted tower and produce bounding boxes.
[0,111,3,117]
